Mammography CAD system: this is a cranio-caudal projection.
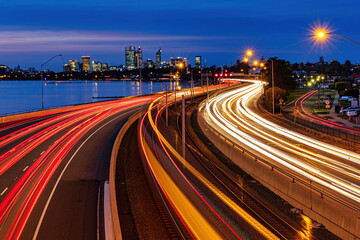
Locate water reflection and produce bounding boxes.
[0,80,190,116]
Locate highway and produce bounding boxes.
[0,96,157,240]
[200,80,360,212]
[138,85,315,239]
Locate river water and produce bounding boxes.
[0,80,190,116]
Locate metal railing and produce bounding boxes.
[197,106,360,214]
[282,111,360,145]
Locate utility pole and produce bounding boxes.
[139,66,142,97]
[220,66,223,90]
[41,54,62,110]
[166,85,168,126]
[182,95,185,159]
[271,59,275,115]
[206,73,209,102]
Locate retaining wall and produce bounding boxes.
[198,113,360,239]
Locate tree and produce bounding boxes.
[264,87,287,113]
[263,57,296,91]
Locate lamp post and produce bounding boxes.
[41,54,62,110]
[246,51,275,114]
[313,27,360,106]
[315,30,360,46]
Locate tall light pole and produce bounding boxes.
[41,54,62,110]
[313,26,360,105]
[139,63,143,97]
[314,29,360,46]
[247,50,275,114]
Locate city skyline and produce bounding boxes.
[0,1,360,70]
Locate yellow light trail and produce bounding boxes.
[145,94,281,239]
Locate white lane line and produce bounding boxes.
[23,166,29,172]
[40,151,45,155]
[1,188,8,196]
[32,106,144,240]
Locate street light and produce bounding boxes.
[246,50,275,114]
[313,27,360,46]
[41,54,62,110]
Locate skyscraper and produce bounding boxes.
[82,56,91,72]
[125,46,136,70]
[156,48,162,68]
[92,61,102,72]
[183,57,189,67]
[195,56,201,69]
[63,64,71,73]
[135,46,143,68]
[69,60,77,72]
[102,63,109,71]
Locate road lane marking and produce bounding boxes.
[1,188,8,196]
[40,151,45,155]
[32,106,144,240]
[23,166,29,172]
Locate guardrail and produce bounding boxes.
[107,111,143,240]
[197,104,360,214]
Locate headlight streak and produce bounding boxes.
[143,92,280,239]
[202,80,360,205]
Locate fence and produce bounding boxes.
[282,111,360,145]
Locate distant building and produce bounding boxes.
[319,56,325,63]
[28,67,36,73]
[102,63,109,71]
[14,65,21,72]
[146,59,154,68]
[195,56,201,69]
[125,46,136,70]
[0,65,9,72]
[109,66,117,71]
[82,56,91,72]
[183,57,189,67]
[63,64,71,73]
[92,61,102,72]
[69,60,77,72]
[78,62,83,72]
[156,48,162,67]
[169,57,175,67]
[135,46,143,68]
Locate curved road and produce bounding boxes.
[0,96,157,240]
[200,80,360,212]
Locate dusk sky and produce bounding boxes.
[1,0,360,71]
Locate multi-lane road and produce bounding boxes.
[201,80,360,209]
[0,96,156,240]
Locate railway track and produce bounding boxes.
[174,98,311,240]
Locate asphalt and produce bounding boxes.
[27,106,145,240]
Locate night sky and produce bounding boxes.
[1,0,359,71]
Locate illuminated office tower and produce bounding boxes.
[63,64,71,73]
[125,46,136,70]
[92,61,102,72]
[69,60,77,72]
[82,56,91,72]
[183,57,189,67]
[195,56,201,69]
[102,63,109,71]
[156,48,161,67]
[135,46,143,68]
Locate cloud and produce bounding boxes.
[0,29,223,53]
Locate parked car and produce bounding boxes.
[340,96,350,101]
[340,106,360,115]
[340,96,356,102]
[346,109,359,117]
